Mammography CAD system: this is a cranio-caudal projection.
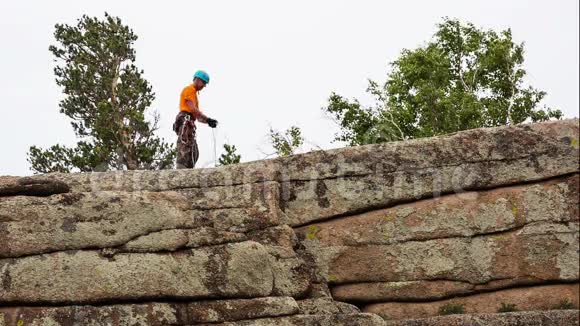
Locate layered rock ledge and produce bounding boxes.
[0,119,578,325]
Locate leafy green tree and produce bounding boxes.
[325,18,562,146]
[218,144,242,166]
[269,126,304,157]
[28,13,175,173]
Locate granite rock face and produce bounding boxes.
[0,297,299,325]
[297,175,579,247]
[204,313,387,326]
[364,283,579,320]
[0,241,275,304]
[382,310,580,326]
[0,119,578,325]
[317,216,578,283]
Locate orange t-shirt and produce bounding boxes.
[179,84,199,114]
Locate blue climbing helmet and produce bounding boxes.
[193,70,210,84]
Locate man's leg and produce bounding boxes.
[176,141,194,169]
[176,125,194,169]
[191,138,199,167]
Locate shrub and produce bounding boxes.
[497,302,518,313]
[552,299,575,310]
[438,302,465,315]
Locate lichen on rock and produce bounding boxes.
[0,119,578,325]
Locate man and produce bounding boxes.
[173,70,218,169]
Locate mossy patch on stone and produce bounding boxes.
[438,302,465,315]
[384,215,395,222]
[306,225,320,240]
[492,232,511,241]
[511,204,518,217]
[383,231,390,240]
[498,302,518,313]
[552,298,575,310]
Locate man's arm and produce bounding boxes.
[186,99,209,123]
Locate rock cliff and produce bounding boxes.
[0,119,578,325]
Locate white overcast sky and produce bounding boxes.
[0,0,578,176]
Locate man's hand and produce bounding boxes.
[207,118,218,128]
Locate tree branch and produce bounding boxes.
[458,66,471,92]
[506,68,516,125]
[381,103,405,141]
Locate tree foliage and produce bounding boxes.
[324,18,562,146]
[28,13,175,173]
[269,126,304,157]
[218,144,242,166]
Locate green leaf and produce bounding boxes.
[269,126,304,157]
[218,144,242,166]
[322,17,561,146]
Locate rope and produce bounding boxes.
[179,114,190,145]
[212,127,217,167]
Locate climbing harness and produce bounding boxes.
[179,114,196,145]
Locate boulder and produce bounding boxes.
[324,222,578,284]
[296,175,579,246]
[0,241,273,304]
[14,119,579,227]
[0,176,69,197]
[364,283,579,321]
[333,280,477,302]
[382,310,580,326]
[0,297,299,325]
[297,297,360,315]
[0,182,282,258]
[0,120,578,325]
[332,277,577,302]
[204,313,387,326]
[280,119,579,226]
[119,227,247,252]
